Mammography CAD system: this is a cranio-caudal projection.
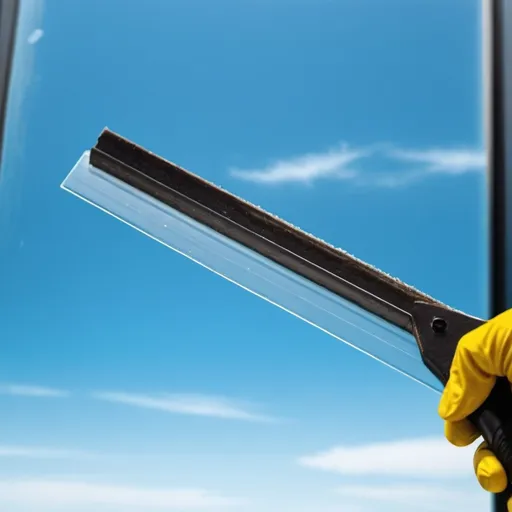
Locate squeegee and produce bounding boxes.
[62,128,512,500]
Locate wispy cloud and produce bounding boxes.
[0,383,69,398]
[388,148,485,174]
[0,479,241,509]
[298,437,474,477]
[27,28,44,45]
[93,391,276,422]
[335,484,487,511]
[230,144,365,184]
[230,144,485,187]
[0,446,94,460]
[298,437,489,511]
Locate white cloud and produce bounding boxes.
[230,144,364,184]
[0,383,69,397]
[27,28,44,45]
[93,392,275,422]
[0,479,241,509]
[0,446,94,459]
[298,437,475,477]
[230,144,485,186]
[387,148,485,174]
[335,484,488,511]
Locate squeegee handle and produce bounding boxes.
[469,377,512,489]
[411,302,512,501]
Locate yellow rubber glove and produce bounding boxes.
[438,309,512,508]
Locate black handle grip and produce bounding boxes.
[411,302,512,503]
[470,377,512,483]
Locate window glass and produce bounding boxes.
[0,1,488,511]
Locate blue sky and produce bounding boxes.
[0,0,490,510]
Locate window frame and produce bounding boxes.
[487,0,510,510]
[0,0,19,168]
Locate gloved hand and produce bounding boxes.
[439,309,512,508]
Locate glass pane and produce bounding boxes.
[0,1,488,511]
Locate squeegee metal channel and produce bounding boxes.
[90,129,442,334]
